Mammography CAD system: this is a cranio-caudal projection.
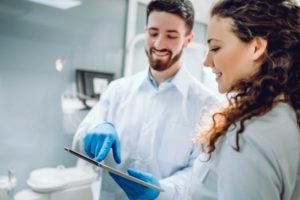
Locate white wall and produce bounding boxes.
[0,0,127,191]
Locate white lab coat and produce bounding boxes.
[188,102,300,200]
[73,66,220,199]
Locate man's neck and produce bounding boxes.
[150,61,181,86]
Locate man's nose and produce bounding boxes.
[153,36,167,49]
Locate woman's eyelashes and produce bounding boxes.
[209,47,220,52]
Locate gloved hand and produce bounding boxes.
[83,122,121,163]
[110,168,160,200]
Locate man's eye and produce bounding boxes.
[167,35,178,39]
[149,32,158,37]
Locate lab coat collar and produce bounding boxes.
[148,72,174,90]
[171,65,192,97]
[135,64,191,97]
[136,68,152,89]
[134,68,172,91]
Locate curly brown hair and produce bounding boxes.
[199,0,300,154]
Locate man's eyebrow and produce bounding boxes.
[166,30,180,34]
[148,27,158,31]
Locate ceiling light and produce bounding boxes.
[27,0,81,10]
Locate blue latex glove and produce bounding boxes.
[109,168,160,200]
[83,122,121,163]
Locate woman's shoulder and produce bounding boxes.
[221,103,300,197]
[226,102,299,155]
[246,102,299,137]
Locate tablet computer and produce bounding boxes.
[64,147,164,192]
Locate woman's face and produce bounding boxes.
[203,16,263,93]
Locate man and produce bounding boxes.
[72,0,219,199]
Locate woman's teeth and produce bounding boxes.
[213,70,222,79]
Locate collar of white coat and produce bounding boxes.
[136,64,192,97]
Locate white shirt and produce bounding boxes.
[73,66,219,199]
[188,102,300,200]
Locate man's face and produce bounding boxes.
[145,11,193,71]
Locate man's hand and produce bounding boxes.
[83,122,121,163]
[110,168,160,200]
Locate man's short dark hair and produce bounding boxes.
[146,0,195,34]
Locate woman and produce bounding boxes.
[190,0,300,199]
[108,0,300,199]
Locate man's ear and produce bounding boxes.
[183,31,194,48]
[252,36,267,61]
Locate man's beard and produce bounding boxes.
[146,47,183,71]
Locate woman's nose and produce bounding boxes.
[203,51,213,68]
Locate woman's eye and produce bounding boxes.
[210,47,220,52]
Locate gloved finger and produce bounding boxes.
[128,168,152,182]
[90,135,99,158]
[83,134,94,158]
[109,172,137,191]
[95,135,114,162]
[110,171,160,200]
[111,135,121,164]
[95,140,102,157]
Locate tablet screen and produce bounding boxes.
[64,147,164,192]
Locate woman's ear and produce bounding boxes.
[252,36,267,61]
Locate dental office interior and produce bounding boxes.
[0,0,225,199]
